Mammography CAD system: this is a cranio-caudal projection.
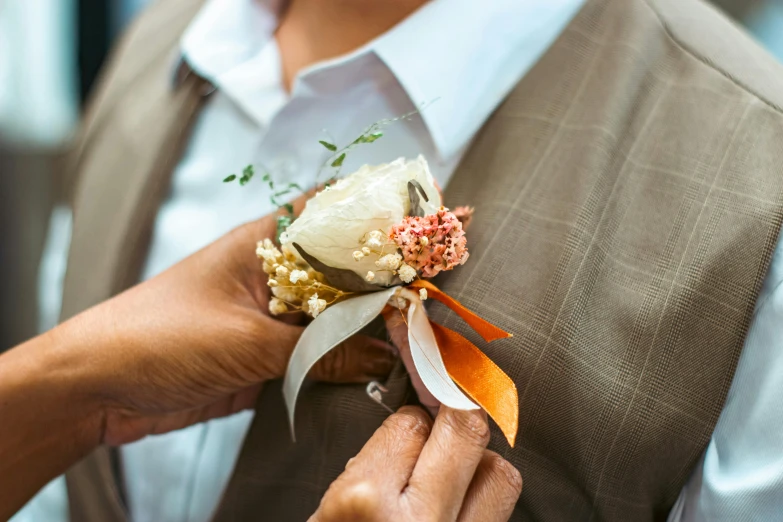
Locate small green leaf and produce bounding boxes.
[353,131,383,144]
[238,165,255,186]
[331,153,346,168]
[274,189,292,198]
[276,215,293,242]
[283,203,295,215]
[223,174,237,183]
[262,173,271,182]
[319,140,338,151]
[288,183,303,192]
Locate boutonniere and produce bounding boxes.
[225,115,518,446]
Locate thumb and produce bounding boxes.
[381,305,441,415]
[308,335,397,383]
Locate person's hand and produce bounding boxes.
[311,406,522,522]
[54,207,396,446]
[381,305,441,416]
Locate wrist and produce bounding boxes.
[0,323,104,518]
[45,314,109,445]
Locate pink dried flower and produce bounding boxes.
[389,207,470,278]
[452,206,474,229]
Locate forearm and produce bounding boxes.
[0,322,102,520]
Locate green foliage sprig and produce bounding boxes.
[222,104,427,240]
[224,165,303,239]
[315,107,422,187]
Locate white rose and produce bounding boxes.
[281,156,441,286]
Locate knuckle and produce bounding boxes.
[319,480,381,521]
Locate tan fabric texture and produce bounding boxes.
[61,1,209,520]
[62,0,783,520]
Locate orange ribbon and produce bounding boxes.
[408,280,518,447]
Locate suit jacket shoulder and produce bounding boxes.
[644,0,783,113]
[91,0,205,100]
[67,0,206,201]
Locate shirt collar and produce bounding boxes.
[180,0,586,161]
[373,0,587,160]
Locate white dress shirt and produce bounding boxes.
[13,0,783,521]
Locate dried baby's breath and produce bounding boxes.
[257,240,349,317]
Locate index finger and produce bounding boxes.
[406,407,491,520]
[342,406,433,492]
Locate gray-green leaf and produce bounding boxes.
[407,180,429,217]
[292,243,384,293]
[223,174,237,183]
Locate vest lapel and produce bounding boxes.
[63,67,209,522]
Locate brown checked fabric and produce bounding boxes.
[62,0,783,520]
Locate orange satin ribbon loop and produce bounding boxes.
[408,280,513,342]
[430,322,519,447]
[406,280,517,446]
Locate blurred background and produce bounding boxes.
[1,0,782,351]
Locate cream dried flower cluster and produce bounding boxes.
[256,239,347,318]
[351,230,421,286]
